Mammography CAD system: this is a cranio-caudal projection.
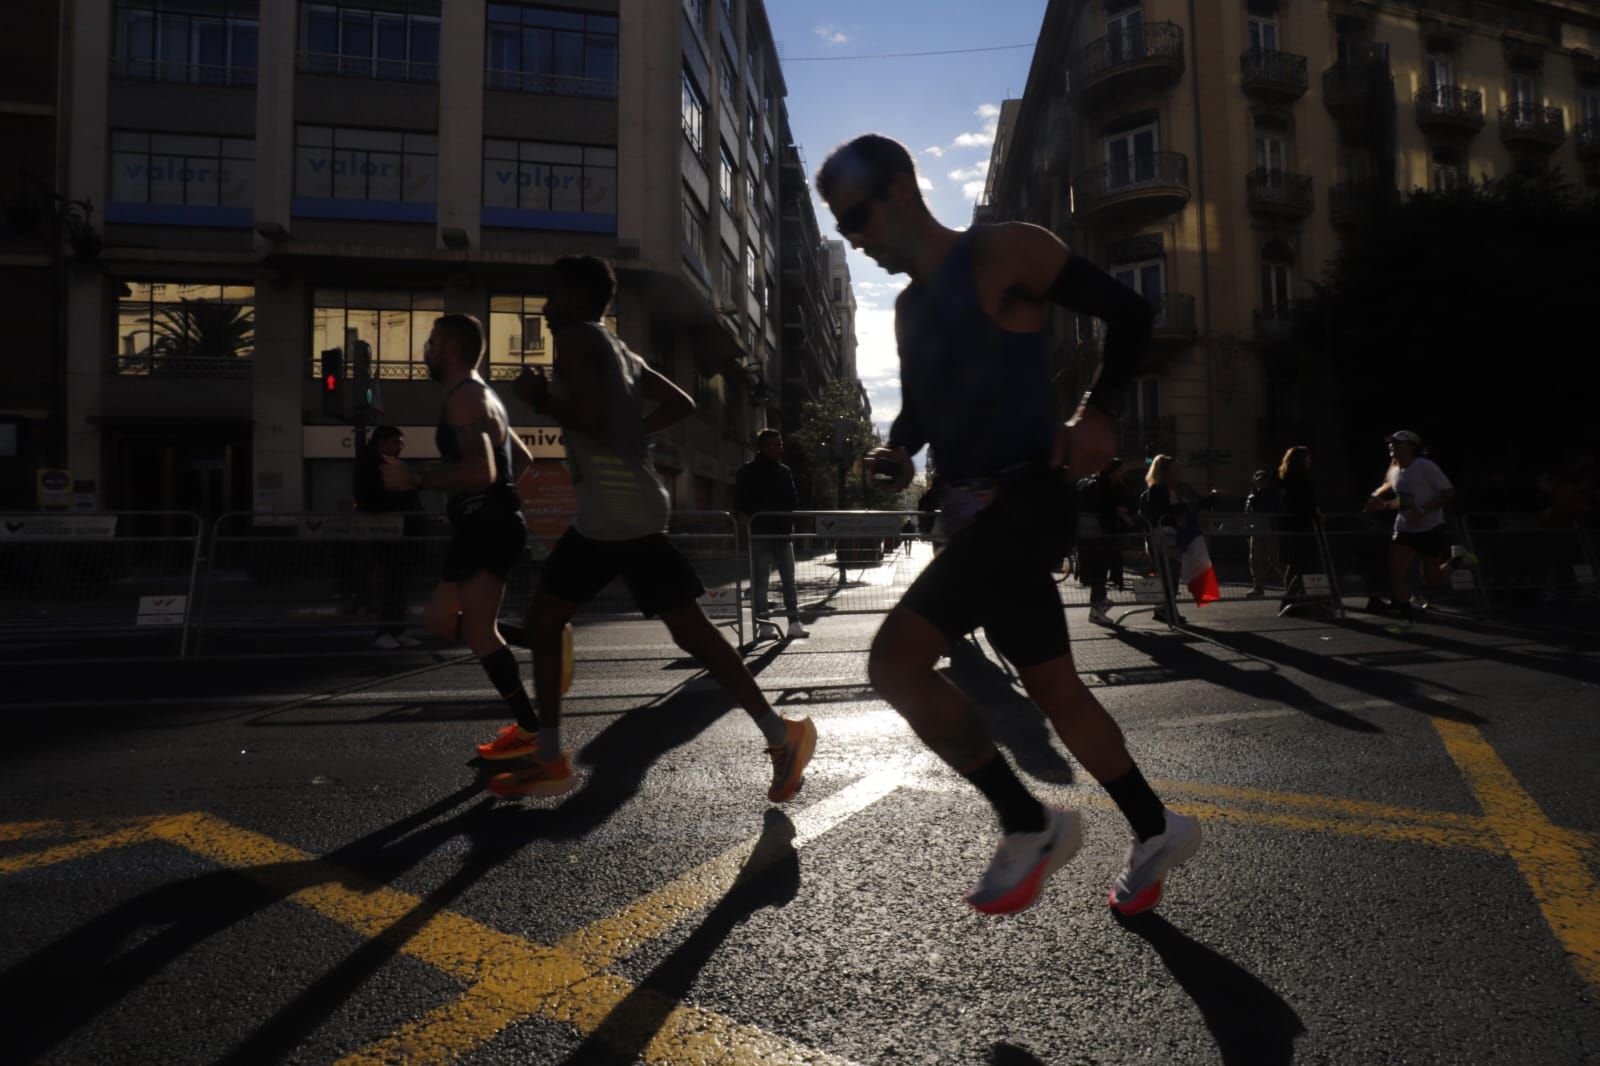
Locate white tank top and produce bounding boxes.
[551,322,671,541]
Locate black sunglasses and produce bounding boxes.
[833,184,890,236]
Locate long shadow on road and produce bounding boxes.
[1116,911,1306,1066]
[0,644,789,1064]
[945,638,1077,784]
[562,809,800,1065]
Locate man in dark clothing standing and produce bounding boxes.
[354,425,423,648]
[735,429,807,640]
[1244,469,1281,598]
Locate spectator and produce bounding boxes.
[1077,457,1134,625]
[1139,454,1192,624]
[1276,445,1321,616]
[353,425,423,648]
[735,429,807,640]
[1244,468,1281,598]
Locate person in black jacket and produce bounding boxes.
[1275,445,1321,615]
[735,430,806,639]
[354,425,423,648]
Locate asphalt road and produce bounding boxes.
[2,600,1598,1065]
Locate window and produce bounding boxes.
[719,144,737,211]
[746,94,758,144]
[113,0,258,85]
[1112,257,1164,308]
[682,69,706,154]
[312,290,442,382]
[1431,146,1461,191]
[720,246,740,308]
[1260,240,1293,315]
[719,48,737,102]
[832,276,842,302]
[108,131,254,225]
[486,4,617,97]
[1131,375,1159,439]
[299,3,439,81]
[683,188,707,262]
[294,126,437,220]
[745,169,758,215]
[1246,13,1278,53]
[482,139,616,230]
[489,294,550,377]
[1254,122,1286,181]
[746,243,758,293]
[115,282,255,375]
[1105,123,1158,189]
[1106,5,1144,64]
[683,0,703,28]
[1509,70,1537,125]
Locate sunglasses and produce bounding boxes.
[833,185,889,237]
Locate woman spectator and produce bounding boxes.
[1276,445,1321,615]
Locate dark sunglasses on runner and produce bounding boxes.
[833,182,891,236]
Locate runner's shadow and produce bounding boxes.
[1115,629,1385,733]
[561,809,800,1065]
[945,638,1076,784]
[990,1042,1050,1064]
[1337,615,1600,687]
[1115,912,1305,1066]
[0,783,487,1065]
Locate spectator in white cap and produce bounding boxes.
[1363,430,1477,631]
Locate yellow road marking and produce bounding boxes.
[0,820,67,843]
[1434,720,1600,994]
[347,770,904,1065]
[0,821,164,876]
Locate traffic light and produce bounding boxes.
[351,339,382,414]
[320,348,345,419]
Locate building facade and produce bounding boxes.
[35,0,851,519]
[980,0,1600,492]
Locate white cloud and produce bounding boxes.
[947,161,988,183]
[917,174,934,191]
[813,25,848,46]
[976,103,1002,119]
[961,180,987,200]
[853,306,902,427]
[950,103,1001,149]
[920,146,944,158]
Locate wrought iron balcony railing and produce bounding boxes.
[1073,152,1190,214]
[1499,103,1566,147]
[110,355,252,378]
[1070,22,1185,96]
[1246,168,1314,216]
[297,51,438,82]
[1414,85,1485,129]
[1240,49,1308,99]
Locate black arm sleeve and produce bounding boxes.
[886,404,926,457]
[1047,254,1155,408]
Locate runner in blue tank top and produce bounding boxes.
[817,134,1202,917]
[379,313,543,759]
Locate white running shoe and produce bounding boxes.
[966,807,1084,915]
[755,620,781,641]
[786,620,810,638]
[1108,808,1202,916]
[1088,602,1113,627]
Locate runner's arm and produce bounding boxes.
[639,364,695,435]
[506,425,535,479]
[990,222,1153,418]
[413,389,498,493]
[518,324,607,435]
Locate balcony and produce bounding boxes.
[1414,86,1485,135]
[1072,152,1190,221]
[1499,103,1565,151]
[1579,119,1600,161]
[1253,306,1298,346]
[1151,293,1196,344]
[1246,168,1313,219]
[1321,46,1388,130]
[111,56,257,87]
[1069,22,1185,108]
[1240,49,1308,102]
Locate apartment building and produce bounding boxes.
[37,0,844,519]
[979,0,1600,492]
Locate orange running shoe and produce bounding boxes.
[766,716,817,803]
[476,723,538,761]
[487,753,577,798]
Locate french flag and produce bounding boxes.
[1178,513,1221,606]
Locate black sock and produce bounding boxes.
[480,646,538,731]
[964,755,1048,835]
[1103,764,1167,842]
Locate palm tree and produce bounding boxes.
[144,299,254,372]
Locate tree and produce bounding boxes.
[1295,171,1599,505]
[144,299,255,369]
[788,378,896,510]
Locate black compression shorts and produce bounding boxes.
[538,527,705,617]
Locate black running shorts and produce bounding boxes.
[539,527,705,617]
[1392,525,1452,558]
[899,467,1077,668]
[442,505,528,582]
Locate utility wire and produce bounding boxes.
[782,43,1036,63]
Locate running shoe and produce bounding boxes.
[476,723,538,761]
[755,619,781,642]
[787,620,810,638]
[396,633,422,648]
[1245,587,1266,599]
[487,753,577,798]
[967,807,1084,916]
[1108,808,1202,917]
[1448,546,1479,570]
[1088,602,1113,626]
[766,716,817,803]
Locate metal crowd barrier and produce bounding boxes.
[0,511,203,658]
[193,509,746,654]
[1458,513,1599,605]
[1180,512,1345,618]
[1066,519,1177,623]
[747,511,928,621]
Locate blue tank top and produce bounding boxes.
[435,377,519,519]
[895,229,1055,483]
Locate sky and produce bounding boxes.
[764,0,1049,448]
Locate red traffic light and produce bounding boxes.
[324,373,338,392]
